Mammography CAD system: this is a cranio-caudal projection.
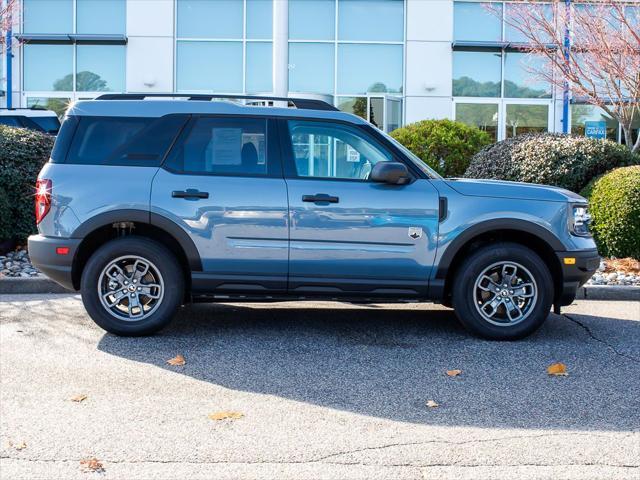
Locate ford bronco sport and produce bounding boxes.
[28,94,599,340]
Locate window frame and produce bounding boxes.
[277,117,419,183]
[161,115,283,179]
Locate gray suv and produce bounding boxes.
[28,94,599,340]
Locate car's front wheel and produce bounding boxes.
[81,236,184,336]
[452,242,553,340]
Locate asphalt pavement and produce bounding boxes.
[1,295,639,480]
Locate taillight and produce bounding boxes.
[35,179,52,225]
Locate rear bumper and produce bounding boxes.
[555,249,600,306]
[28,235,81,291]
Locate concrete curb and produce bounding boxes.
[575,285,640,301]
[1,276,639,301]
[0,277,74,295]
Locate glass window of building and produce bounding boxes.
[23,45,73,91]
[571,105,619,142]
[76,45,125,92]
[338,44,403,94]
[505,2,553,43]
[289,0,335,40]
[247,0,273,39]
[23,0,73,34]
[453,51,502,97]
[177,42,243,92]
[288,120,392,180]
[505,104,549,138]
[337,97,367,120]
[338,0,404,42]
[76,0,125,34]
[455,103,499,141]
[504,53,551,98]
[454,2,502,42]
[177,0,243,39]
[246,42,273,93]
[289,43,335,94]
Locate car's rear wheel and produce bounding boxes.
[81,236,184,336]
[451,242,553,340]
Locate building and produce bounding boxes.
[1,0,638,143]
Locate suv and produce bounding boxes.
[0,107,61,135]
[28,94,599,340]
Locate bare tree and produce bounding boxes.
[499,1,640,153]
[0,0,16,54]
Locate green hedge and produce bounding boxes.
[0,126,55,241]
[464,133,639,193]
[390,119,492,177]
[587,166,640,260]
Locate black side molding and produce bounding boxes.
[439,197,448,222]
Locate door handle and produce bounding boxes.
[172,189,209,199]
[302,194,339,204]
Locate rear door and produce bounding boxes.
[281,119,440,297]
[151,116,289,294]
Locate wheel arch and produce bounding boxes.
[433,219,564,305]
[70,209,201,293]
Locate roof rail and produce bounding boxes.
[95,93,339,111]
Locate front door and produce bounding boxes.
[151,116,288,294]
[281,119,440,297]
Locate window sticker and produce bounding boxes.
[210,128,242,166]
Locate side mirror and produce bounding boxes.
[370,161,410,185]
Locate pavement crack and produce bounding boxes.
[308,432,618,463]
[564,314,640,364]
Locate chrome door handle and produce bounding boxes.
[172,189,209,199]
[302,194,339,204]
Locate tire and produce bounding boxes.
[80,236,184,336]
[451,242,553,340]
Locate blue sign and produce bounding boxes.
[585,121,607,140]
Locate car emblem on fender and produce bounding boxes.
[408,227,422,239]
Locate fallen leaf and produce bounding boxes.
[446,369,462,377]
[426,400,439,408]
[71,394,87,403]
[80,457,104,473]
[8,441,27,451]
[208,411,244,421]
[166,354,186,366]
[547,362,568,376]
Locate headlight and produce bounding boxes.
[569,204,591,236]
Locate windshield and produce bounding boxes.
[383,132,443,179]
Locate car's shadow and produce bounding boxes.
[98,302,640,431]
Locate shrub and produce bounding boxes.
[0,126,55,241]
[390,119,492,177]
[464,133,640,193]
[588,166,640,260]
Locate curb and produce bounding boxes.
[575,285,640,301]
[0,277,74,295]
[1,277,639,301]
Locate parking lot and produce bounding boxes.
[1,294,639,480]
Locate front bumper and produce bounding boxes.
[28,235,81,291]
[555,249,600,306]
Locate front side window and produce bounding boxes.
[167,117,268,176]
[287,120,392,180]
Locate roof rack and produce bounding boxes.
[95,93,338,111]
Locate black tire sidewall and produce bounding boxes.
[452,243,553,340]
[81,236,184,336]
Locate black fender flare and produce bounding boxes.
[434,218,565,281]
[71,209,202,271]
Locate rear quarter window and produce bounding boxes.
[64,115,188,167]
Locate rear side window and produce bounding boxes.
[65,115,188,166]
[0,116,22,127]
[165,117,268,176]
[30,116,61,135]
